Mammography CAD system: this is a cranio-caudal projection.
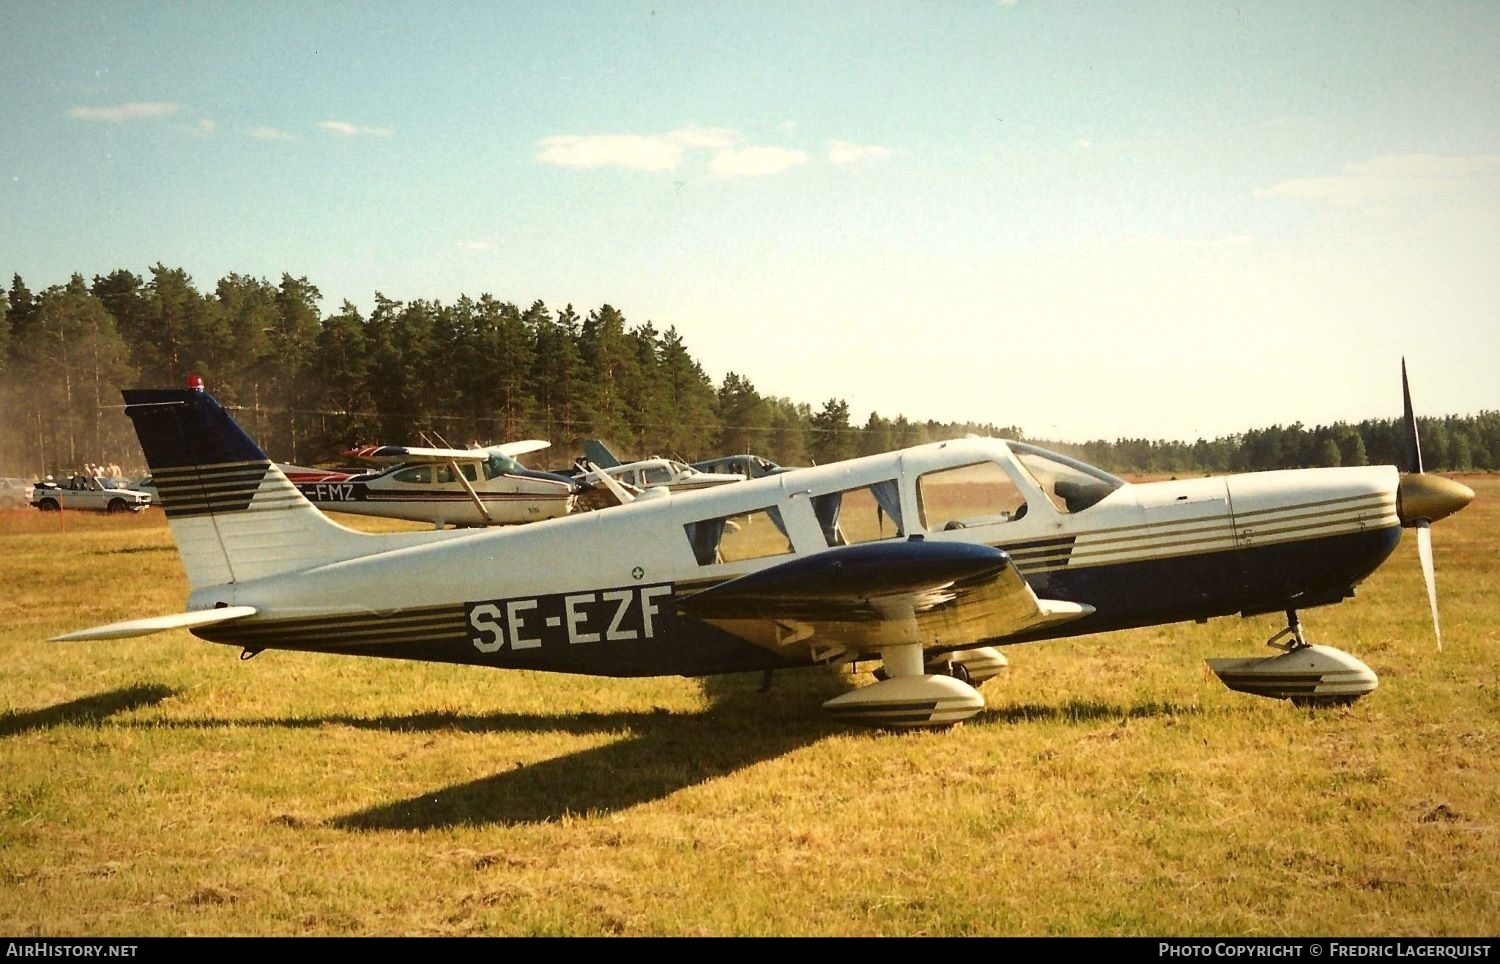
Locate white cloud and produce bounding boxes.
[457,240,495,252]
[250,126,294,140]
[1075,138,1092,150]
[1257,153,1500,207]
[709,146,809,178]
[195,119,217,136]
[536,127,829,177]
[67,102,182,122]
[827,140,892,164]
[535,133,686,170]
[668,126,736,150]
[318,120,394,137]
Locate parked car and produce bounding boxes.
[131,475,160,505]
[1,477,34,509]
[30,475,152,513]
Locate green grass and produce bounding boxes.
[1,479,1497,936]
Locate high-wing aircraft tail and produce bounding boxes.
[120,381,415,592]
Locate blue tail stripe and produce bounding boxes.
[122,389,270,470]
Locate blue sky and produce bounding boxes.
[3,1,1497,443]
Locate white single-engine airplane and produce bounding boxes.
[571,439,748,493]
[294,440,583,528]
[54,366,1473,729]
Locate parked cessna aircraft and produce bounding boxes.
[293,440,583,528]
[53,366,1473,729]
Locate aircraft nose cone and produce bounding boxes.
[1397,473,1475,526]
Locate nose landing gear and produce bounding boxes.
[1207,609,1378,707]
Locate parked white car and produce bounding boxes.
[1,477,34,509]
[130,475,160,506]
[30,475,153,513]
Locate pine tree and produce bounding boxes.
[810,398,855,464]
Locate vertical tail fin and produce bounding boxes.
[580,438,622,469]
[123,386,378,589]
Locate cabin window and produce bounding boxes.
[917,461,1028,531]
[641,465,672,486]
[392,465,432,484]
[684,507,793,566]
[813,481,904,547]
[436,463,479,484]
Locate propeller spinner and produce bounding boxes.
[1395,359,1475,651]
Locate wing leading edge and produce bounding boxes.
[677,538,1090,661]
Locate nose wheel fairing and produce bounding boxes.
[1207,611,1378,707]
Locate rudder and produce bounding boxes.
[123,384,371,589]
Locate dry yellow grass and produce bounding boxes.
[0,476,1495,936]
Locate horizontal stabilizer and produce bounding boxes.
[51,606,258,641]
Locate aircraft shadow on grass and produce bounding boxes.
[0,683,175,737]
[16,679,1201,828]
[322,686,1200,827]
[329,678,1205,830]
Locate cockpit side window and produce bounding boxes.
[642,466,672,486]
[917,461,1028,531]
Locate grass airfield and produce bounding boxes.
[1,477,1496,937]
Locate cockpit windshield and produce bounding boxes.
[1008,442,1125,513]
[483,453,524,479]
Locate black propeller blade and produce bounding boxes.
[1401,357,1424,475]
[1395,358,1475,652]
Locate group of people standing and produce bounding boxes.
[81,461,124,479]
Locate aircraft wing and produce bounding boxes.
[344,444,491,464]
[51,606,258,641]
[677,539,1091,659]
[346,440,550,464]
[487,439,550,458]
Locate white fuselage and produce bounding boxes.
[199,438,1403,645]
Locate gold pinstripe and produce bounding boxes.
[1017,494,1398,574]
[208,606,469,648]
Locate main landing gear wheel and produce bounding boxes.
[829,643,985,729]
